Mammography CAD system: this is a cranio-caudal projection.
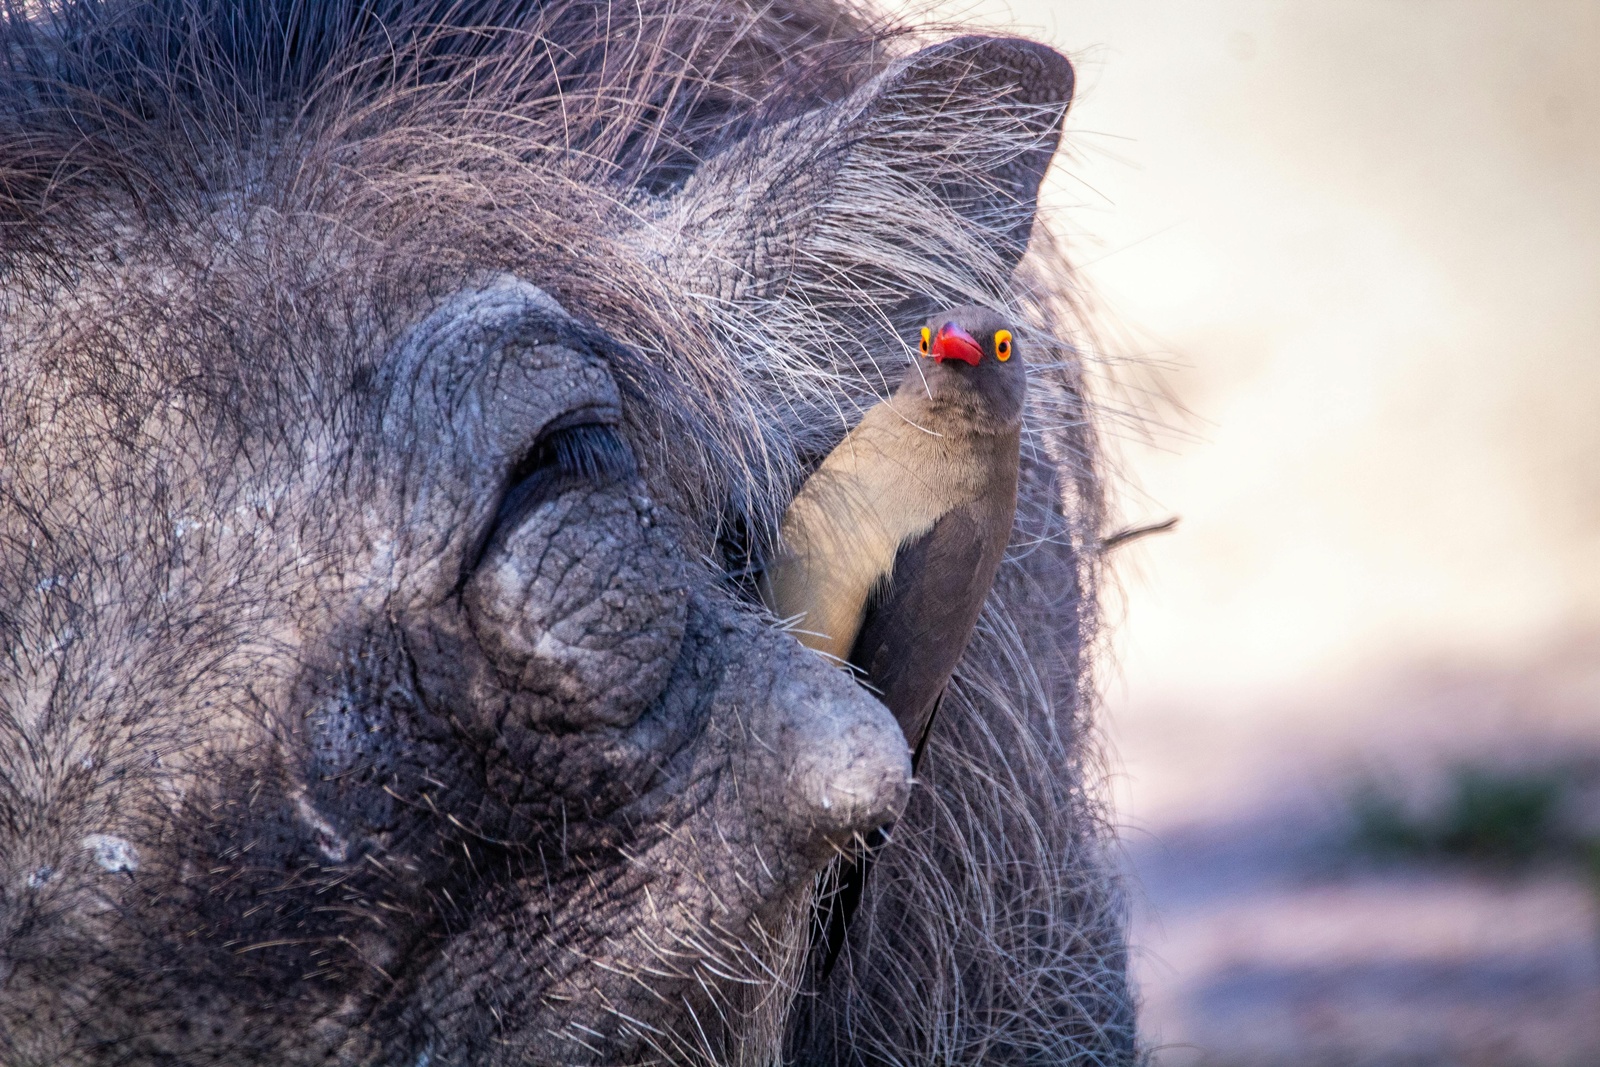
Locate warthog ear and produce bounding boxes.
[648,35,1074,306]
[852,35,1075,259]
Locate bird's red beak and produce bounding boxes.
[929,322,983,366]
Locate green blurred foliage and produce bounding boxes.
[1349,764,1587,868]
[1436,767,1565,861]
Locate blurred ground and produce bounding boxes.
[1134,831,1600,1067]
[927,1,1600,1063]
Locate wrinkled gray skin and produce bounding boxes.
[5,277,907,1064]
[0,0,1133,1063]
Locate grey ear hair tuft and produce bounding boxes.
[866,35,1075,260]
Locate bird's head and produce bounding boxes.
[919,309,1013,368]
[909,305,1026,424]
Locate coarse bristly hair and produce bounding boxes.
[0,0,1137,1063]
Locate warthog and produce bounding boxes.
[0,0,1133,1062]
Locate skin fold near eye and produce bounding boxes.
[469,422,637,573]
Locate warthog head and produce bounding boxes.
[0,0,1132,1063]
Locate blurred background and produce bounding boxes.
[933,1,1600,1063]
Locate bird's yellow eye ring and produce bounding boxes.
[994,329,1013,362]
[919,327,932,356]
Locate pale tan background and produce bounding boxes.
[928,1,1600,1062]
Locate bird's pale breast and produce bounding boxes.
[760,395,993,662]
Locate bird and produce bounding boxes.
[759,304,1025,977]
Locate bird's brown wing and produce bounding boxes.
[849,499,1008,759]
[816,499,1010,978]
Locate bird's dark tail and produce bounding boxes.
[814,827,883,983]
[814,690,945,982]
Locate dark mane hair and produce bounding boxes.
[0,0,882,264]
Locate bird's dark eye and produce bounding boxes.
[994,330,1013,362]
[465,421,636,575]
[919,327,931,355]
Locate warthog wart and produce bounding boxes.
[0,0,1134,1062]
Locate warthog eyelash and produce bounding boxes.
[465,422,637,577]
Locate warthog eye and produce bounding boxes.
[466,420,636,575]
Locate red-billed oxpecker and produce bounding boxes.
[759,305,1024,976]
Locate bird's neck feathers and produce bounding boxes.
[894,359,1026,434]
